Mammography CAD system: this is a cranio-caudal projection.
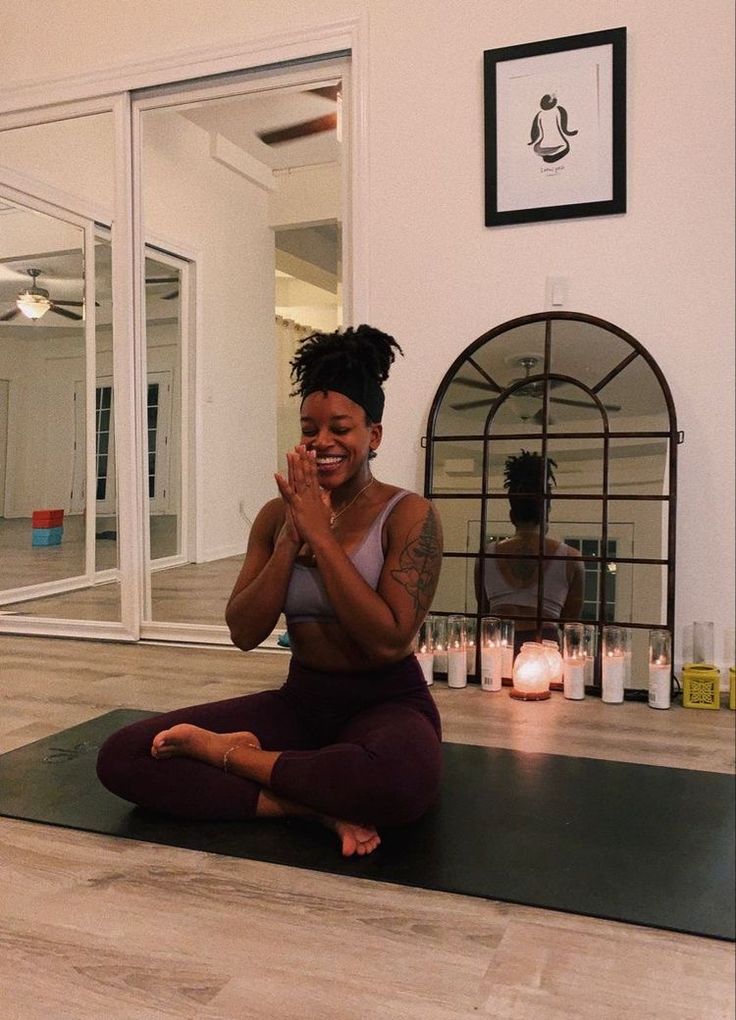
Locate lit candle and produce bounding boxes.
[564,659,586,699]
[563,623,585,700]
[542,639,563,689]
[432,616,448,674]
[511,641,551,701]
[584,654,595,685]
[465,618,477,674]
[500,619,515,679]
[446,615,467,689]
[602,626,626,704]
[602,654,625,702]
[415,618,434,686]
[480,616,503,692]
[648,628,671,710]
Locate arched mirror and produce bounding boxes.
[424,312,678,694]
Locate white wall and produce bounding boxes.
[1,0,733,667]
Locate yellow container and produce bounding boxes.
[729,667,735,711]
[682,664,721,710]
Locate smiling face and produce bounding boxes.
[299,390,382,489]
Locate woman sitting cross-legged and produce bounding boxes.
[96,325,444,857]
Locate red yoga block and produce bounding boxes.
[32,508,65,528]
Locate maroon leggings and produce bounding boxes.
[96,654,442,828]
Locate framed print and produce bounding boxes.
[484,27,626,226]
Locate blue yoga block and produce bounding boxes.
[32,526,63,546]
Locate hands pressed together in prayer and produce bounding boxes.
[274,445,332,553]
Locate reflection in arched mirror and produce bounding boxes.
[425,312,678,694]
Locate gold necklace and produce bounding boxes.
[329,477,374,528]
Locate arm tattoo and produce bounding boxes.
[390,507,442,626]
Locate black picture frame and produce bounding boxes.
[484,27,626,227]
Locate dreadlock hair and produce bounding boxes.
[503,450,557,525]
[290,324,403,428]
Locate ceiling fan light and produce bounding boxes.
[509,386,540,422]
[16,291,51,319]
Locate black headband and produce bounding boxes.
[302,376,385,422]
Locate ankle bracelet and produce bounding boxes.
[222,741,258,772]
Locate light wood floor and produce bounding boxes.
[1,634,734,1020]
[0,514,243,624]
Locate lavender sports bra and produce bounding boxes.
[284,489,409,625]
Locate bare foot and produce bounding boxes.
[150,723,261,767]
[330,819,381,857]
[257,794,381,858]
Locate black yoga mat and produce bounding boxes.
[0,709,733,941]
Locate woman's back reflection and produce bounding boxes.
[476,451,584,652]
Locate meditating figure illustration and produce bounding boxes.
[528,93,578,163]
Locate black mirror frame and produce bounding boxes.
[423,311,679,696]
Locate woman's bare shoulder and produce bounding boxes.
[383,489,442,545]
[384,487,435,519]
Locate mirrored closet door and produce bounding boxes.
[0,110,126,629]
[0,49,352,645]
[135,57,348,638]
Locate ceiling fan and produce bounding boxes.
[0,268,87,322]
[450,356,621,421]
[257,84,340,146]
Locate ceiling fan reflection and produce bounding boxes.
[145,276,179,301]
[0,268,90,323]
[450,356,621,417]
[257,84,340,146]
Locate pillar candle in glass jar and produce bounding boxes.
[602,625,626,704]
[648,628,672,709]
[415,618,434,686]
[563,622,585,700]
[511,642,551,701]
[432,615,448,675]
[583,624,597,685]
[446,615,467,689]
[480,616,503,692]
[465,617,477,675]
[500,619,515,679]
